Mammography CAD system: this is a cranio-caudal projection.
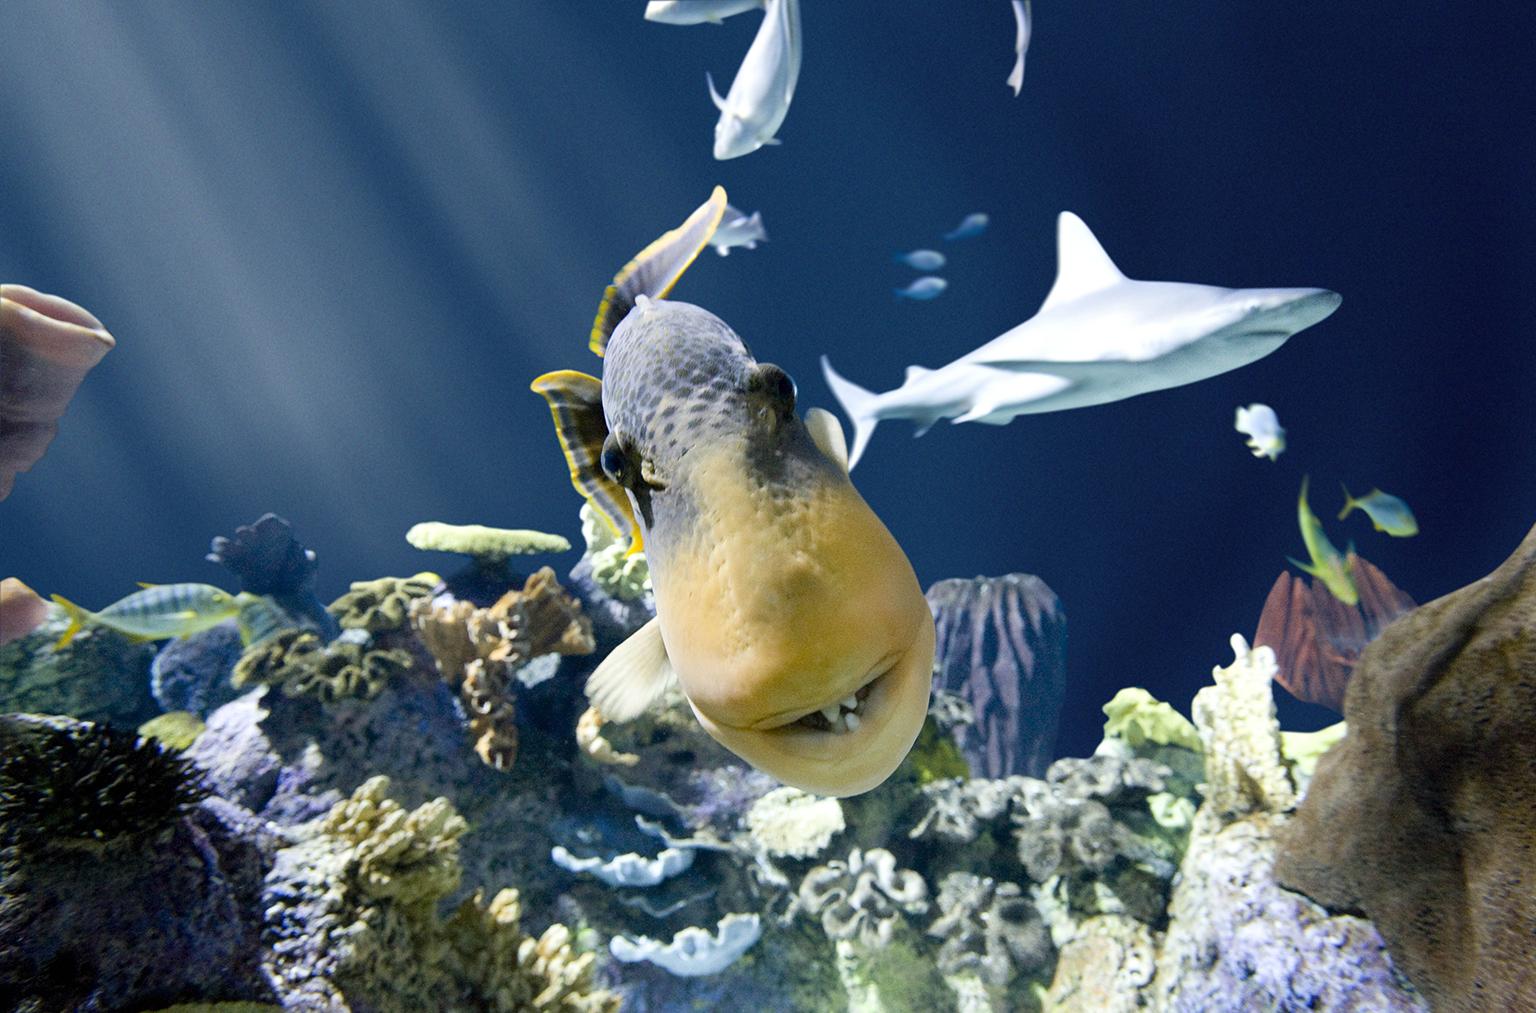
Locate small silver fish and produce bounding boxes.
[1338,486,1418,537]
[1235,403,1285,460]
[711,205,767,256]
[943,213,990,241]
[51,582,250,648]
[895,249,946,271]
[895,276,948,301]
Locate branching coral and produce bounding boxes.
[412,567,594,771]
[0,714,207,849]
[1190,634,1296,817]
[231,627,414,703]
[927,871,1054,987]
[264,776,618,1011]
[796,847,930,948]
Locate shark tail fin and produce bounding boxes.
[820,356,880,471]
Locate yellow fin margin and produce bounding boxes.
[589,185,729,358]
[530,369,644,553]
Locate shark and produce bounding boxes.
[706,0,801,159]
[822,212,1341,469]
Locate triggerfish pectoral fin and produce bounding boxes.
[585,616,677,721]
[530,369,644,553]
[589,186,730,357]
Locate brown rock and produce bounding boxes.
[1275,523,1536,1011]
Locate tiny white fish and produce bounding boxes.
[1235,403,1285,460]
[895,249,946,271]
[1008,0,1032,97]
[895,277,948,301]
[944,213,990,241]
[711,205,767,256]
[645,0,764,25]
[707,0,802,159]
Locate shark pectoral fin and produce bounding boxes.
[804,407,850,472]
[903,365,933,382]
[1037,212,1126,314]
[590,187,730,357]
[953,401,1001,424]
[585,616,676,722]
[531,369,644,553]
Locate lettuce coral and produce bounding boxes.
[797,847,930,948]
[231,627,414,703]
[329,572,439,633]
[1101,688,1201,753]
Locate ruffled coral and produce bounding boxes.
[927,871,1053,987]
[796,847,930,948]
[329,573,439,633]
[231,627,413,703]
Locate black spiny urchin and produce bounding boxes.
[0,715,209,850]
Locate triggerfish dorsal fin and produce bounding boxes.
[589,186,729,357]
[530,369,644,553]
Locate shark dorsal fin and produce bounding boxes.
[1038,212,1124,314]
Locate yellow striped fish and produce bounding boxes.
[531,188,935,796]
[50,582,251,649]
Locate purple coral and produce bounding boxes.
[207,513,338,639]
[926,574,1067,778]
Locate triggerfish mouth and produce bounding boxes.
[532,187,935,797]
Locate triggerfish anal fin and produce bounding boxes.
[530,369,644,554]
[589,186,729,357]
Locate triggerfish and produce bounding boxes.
[1289,476,1358,606]
[50,582,253,649]
[1338,485,1418,537]
[531,187,935,797]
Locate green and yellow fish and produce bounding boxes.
[1289,476,1358,606]
[532,187,935,797]
[51,582,251,649]
[1338,484,1418,537]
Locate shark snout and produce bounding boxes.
[1243,288,1342,333]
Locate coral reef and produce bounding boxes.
[329,573,438,633]
[1277,521,1536,1011]
[1254,553,1415,711]
[406,520,572,606]
[263,776,618,1011]
[927,872,1053,987]
[570,502,651,605]
[412,566,594,771]
[232,627,414,703]
[926,574,1067,778]
[609,913,762,976]
[0,717,273,1012]
[0,714,207,849]
[0,284,115,500]
[207,514,338,640]
[796,847,930,948]
[139,710,207,751]
[1190,634,1295,817]
[744,787,845,860]
[0,604,160,727]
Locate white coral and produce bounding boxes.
[1190,634,1296,818]
[745,787,845,859]
[609,913,762,977]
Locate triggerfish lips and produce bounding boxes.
[686,615,935,797]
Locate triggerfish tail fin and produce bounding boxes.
[820,356,880,471]
[585,616,677,722]
[1337,483,1358,521]
[48,593,89,650]
[530,369,645,554]
[589,186,730,357]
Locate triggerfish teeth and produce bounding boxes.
[531,187,935,797]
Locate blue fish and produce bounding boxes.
[895,276,948,301]
[943,213,990,241]
[1338,486,1418,537]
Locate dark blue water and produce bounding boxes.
[3,2,1533,756]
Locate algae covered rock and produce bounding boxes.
[1277,520,1536,1011]
[0,606,159,726]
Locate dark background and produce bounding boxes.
[3,2,1533,757]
